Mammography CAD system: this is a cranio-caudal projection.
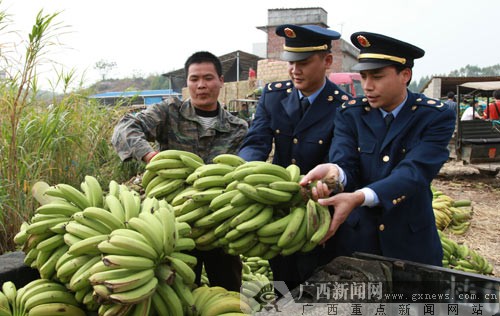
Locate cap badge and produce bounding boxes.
[357,35,371,47]
[284,28,296,38]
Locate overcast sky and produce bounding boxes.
[2,0,499,90]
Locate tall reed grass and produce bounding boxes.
[0,6,141,253]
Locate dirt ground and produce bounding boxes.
[433,159,500,278]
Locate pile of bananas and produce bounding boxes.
[0,280,86,316]
[432,189,473,235]
[148,152,332,259]
[241,257,274,301]
[242,256,273,280]
[192,286,254,316]
[13,175,201,315]
[439,230,494,275]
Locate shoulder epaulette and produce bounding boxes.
[265,80,293,93]
[413,96,447,111]
[340,96,367,111]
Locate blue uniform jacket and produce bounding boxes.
[328,91,456,266]
[239,79,351,173]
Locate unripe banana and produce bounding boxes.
[166,256,196,285]
[269,180,301,192]
[209,190,239,211]
[107,234,158,260]
[230,203,266,228]
[233,206,272,233]
[180,153,205,170]
[102,255,155,270]
[212,154,246,167]
[157,167,194,179]
[256,213,292,237]
[82,206,125,231]
[155,280,184,316]
[146,158,185,172]
[104,268,155,294]
[27,303,86,316]
[236,183,278,205]
[252,164,290,181]
[35,202,81,217]
[193,175,228,190]
[256,186,293,203]
[277,206,305,248]
[243,174,284,185]
[196,163,234,177]
[109,276,158,305]
[286,164,301,182]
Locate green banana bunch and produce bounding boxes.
[432,190,473,235]
[0,279,86,316]
[143,149,206,201]
[438,230,494,275]
[192,285,253,316]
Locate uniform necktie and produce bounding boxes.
[300,97,310,117]
[384,113,394,129]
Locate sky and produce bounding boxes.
[2,0,499,90]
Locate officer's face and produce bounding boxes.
[287,53,332,96]
[359,66,411,112]
[187,62,224,110]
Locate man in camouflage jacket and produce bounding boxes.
[112,51,248,291]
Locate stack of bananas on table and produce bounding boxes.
[0,279,86,316]
[439,230,494,275]
[432,189,473,235]
[192,285,254,316]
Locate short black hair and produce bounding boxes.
[493,90,500,99]
[447,91,455,99]
[184,51,223,77]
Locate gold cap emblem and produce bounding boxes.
[357,35,371,47]
[284,28,296,38]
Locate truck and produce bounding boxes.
[328,72,364,97]
[452,80,500,174]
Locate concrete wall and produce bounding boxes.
[422,77,442,99]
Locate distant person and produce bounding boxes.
[483,90,500,120]
[461,100,483,121]
[238,103,251,126]
[444,91,457,113]
[111,51,247,291]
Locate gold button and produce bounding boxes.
[401,195,406,200]
[291,158,296,164]
[401,148,406,153]
[357,147,361,152]
[383,155,390,162]
[293,138,298,144]
[397,198,402,202]
[379,224,385,231]
[318,140,323,145]
[275,129,280,134]
[392,199,397,205]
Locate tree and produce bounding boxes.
[94,59,117,80]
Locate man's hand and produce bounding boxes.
[142,151,158,163]
[299,163,340,200]
[317,190,365,244]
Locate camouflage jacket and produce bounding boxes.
[111,97,248,163]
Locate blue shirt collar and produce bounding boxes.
[298,78,327,104]
[379,94,408,118]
